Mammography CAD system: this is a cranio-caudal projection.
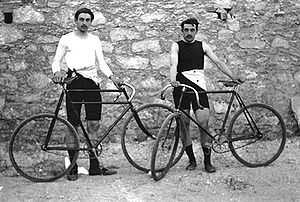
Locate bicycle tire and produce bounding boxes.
[121,103,175,172]
[228,103,286,167]
[151,113,186,181]
[9,113,79,182]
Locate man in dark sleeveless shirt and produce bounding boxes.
[170,18,240,173]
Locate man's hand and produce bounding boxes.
[109,74,122,87]
[230,75,245,84]
[170,80,180,87]
[53,71,65,83]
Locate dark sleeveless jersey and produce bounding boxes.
[174,40,209,109]
[176,40,205,73]
[176,40,205,84]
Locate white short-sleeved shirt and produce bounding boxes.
[52,31,113,83]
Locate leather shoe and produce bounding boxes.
[185,161,197,170]
[89,167,117,176]
[204,162,216,173]
[66,173,78,181]
[66,167,78,181]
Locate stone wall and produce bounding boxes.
[0,0,300,142]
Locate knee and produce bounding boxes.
[195,110,209,126]
[198,118,209,127]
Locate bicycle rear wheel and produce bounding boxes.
[151,113,185,181]
[9,113,79,182]
[228,103,286,167]
[121,103,174,172]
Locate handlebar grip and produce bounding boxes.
[52,75,77,85]
[218,80,243,87]
[160,84,172,100]
[119,82,136,102]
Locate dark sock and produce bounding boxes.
[202,147,211,164]
[185,144,196,163]
[68,150,78,173]
[89,152,100,170]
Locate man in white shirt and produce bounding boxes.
[52,8,119,181]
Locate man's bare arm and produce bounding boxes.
[170,42,179,85]
[203,42,237,80]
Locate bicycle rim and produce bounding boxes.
[9,114,79,182]
[151,113,182,181]
[121,103,174,172]
[228,103,286,167]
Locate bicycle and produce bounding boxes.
[9,74,174,182]
[150,80,287,181]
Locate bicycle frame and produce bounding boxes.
[44,81,151,153]
[173,83,258,142]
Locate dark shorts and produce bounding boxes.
[66,76,102,126]
[173,73,209,111]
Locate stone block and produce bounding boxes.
[0,97,5,112]
[150,53,170,69]
[271,37,289,49]
[27,73,51,89]
[0,25,24,45]
[8,60,28,71]
[101,41,114,53]
[218,29,234,41]
[116,55,149,69]
[239,39,265,49]
[140,11,167,23]
[37,35,60,44]
[92,11,106,26]
[227,19,240,32]
[110,28,141,42]
[14,5,45,24]
[132,39,161,53]
[0,73,18,89]
[140,77,162,90]
[294,71,300,84]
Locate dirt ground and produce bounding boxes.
[1,136,300,202]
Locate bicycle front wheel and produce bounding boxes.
[9,113,79,182]
[121,103,174,172]
[228,103,286,167]
[151,113,186,181]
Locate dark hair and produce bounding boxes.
[180,18,199,30]
[74,8,94,21]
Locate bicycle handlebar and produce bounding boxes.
[160,80,243,109]
[160,83,202,109]
[52,77,136,102]
[119,82,135,102]
[52,76,78,85]
[217,80,243,87]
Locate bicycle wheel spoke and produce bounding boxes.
[229,104,286,167]
[9,114,79,182]
[121,103,174,172]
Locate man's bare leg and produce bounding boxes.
[182,109,197,170]
[195,108,216,173]
[66,126,79,181]
[87,120,117,175]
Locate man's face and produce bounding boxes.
[182,24,197,43]
[75,13,92,33]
